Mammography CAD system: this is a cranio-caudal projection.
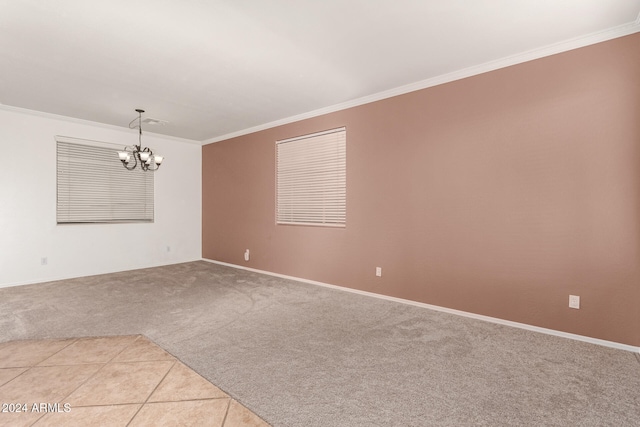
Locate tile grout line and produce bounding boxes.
[130,396,231,404]
[118,336,237,425]
[79,334,153,427]
[125,359,178,426]
[107,335,144,363]
[1,337,79,372]
[35,335,144,425]
[0,366,30,389]
[0,337,80,418]
[66,396,229,409]
[4,335,266,426]
[37,337,81,364]
[22,338,81,427]
[220,398,232,427]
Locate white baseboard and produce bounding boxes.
[202,258,640,354]
[0,259,201,289]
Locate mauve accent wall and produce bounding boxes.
[203,34,640,347]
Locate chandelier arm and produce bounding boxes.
[122,151,138,170]
[145,161,161,172]
[123,161,137,171]
[120,108,163,172]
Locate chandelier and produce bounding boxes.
[118,109,164,171]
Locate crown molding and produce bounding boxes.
[0,104,201,145]
[202,19,640,145]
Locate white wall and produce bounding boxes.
[0,107,202,287]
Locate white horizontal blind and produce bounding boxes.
[276,127,346,226]
[56,136,154,224]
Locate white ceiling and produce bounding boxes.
[1,0,639,143]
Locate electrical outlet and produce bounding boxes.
[41,257,48,266]
[375,267,382,277]
[569,295,580,309]
[244,249,250,261]
[166,246,171,252]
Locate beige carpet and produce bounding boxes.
[1,261,639,426]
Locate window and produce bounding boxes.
[276,127,346,227]
[56,136,154,224]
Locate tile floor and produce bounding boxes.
[0,335,270,426]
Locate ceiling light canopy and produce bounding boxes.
[118,109,164,172]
